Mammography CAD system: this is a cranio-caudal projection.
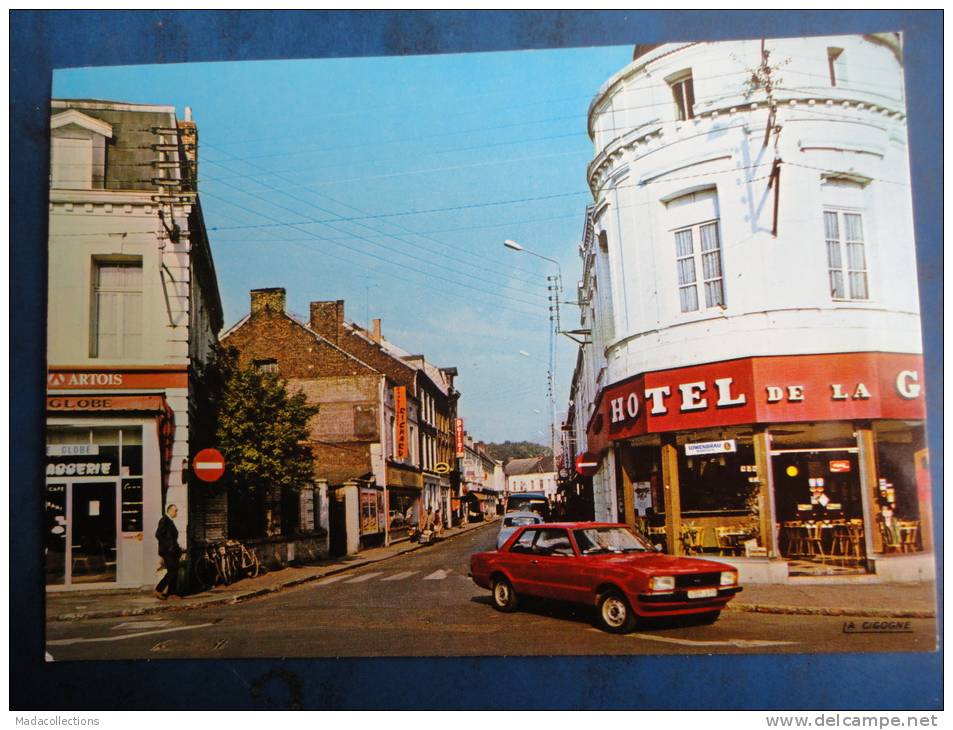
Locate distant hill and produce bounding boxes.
[483,441,552,462]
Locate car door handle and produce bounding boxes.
[531,559,539,565]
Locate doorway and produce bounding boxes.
[45,480,118,586]
[770,448,868,575]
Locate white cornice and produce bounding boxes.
[51,109,114,138]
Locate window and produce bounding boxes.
[91,259,142,358]
[827,47,845,87]
[534,529,574,556]
[509,529,537,554]
[824,210,868,300]
[674,221,724,312]
[254,359,278,374]
[669,72,695,121]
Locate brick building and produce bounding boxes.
[223,292,459,550]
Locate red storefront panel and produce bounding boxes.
[587,352,925,446]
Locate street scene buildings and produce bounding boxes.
[561,35,932,583]
[41,32,937,663]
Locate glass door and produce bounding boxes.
[69,481,117,584]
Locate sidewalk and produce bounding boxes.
[46,519,493,622]
[728,581,937,619]
[47,520,937,622]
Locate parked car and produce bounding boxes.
[496,511,544,549]
[504,492,550,520]
[470,522,741,633]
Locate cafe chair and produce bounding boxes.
[804,522,826,562]
[714,527,742,556]
[898,520,920,553]
[783,521,807,558]
[880,521,902,553]
[830,523,850,562]
[680,525,705,555]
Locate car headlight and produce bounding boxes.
[648,575,675,592]
[720,571,738,587]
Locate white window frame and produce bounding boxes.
[668,71,695,121]
[90,258,143,359]
[673,219,725,313]
[824,208,869,301]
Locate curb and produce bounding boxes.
[49,520,492,622]
[727,603,935,619]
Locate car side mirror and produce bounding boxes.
[653,544,664,552]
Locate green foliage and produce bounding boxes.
[193,346,317,499]
[483,440,552,462]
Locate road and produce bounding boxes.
[46,523,937,660]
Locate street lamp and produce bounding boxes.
[505,239,563,463]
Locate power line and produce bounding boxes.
[198,187,551,317]
[205,157,553,293]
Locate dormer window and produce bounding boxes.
[668,71,695,121]
[50,109,112,190]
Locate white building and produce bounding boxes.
[504,456,558,501]
[569,35,931,582]
[46,100,222,590]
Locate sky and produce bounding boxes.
[53,44,634,445]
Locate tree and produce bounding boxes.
[193,346,318,538]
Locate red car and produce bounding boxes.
[470,522,742,633]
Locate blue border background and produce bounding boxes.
[10,10,942,710]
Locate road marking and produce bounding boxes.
[344,572,383,583]
[112,620,172,631]
[630,633,797,648]
[423,569,451,580]
[381,571,419,581]
[45,651,54,663]
[315,574,350,585]
[47,622,215,646]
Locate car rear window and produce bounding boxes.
[504,516,539,527]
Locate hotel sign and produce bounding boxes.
[588,352,925,446]
[394,386,408,460]
[455,418,465,457]
[47,395,165,413]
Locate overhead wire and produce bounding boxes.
[204,157,554,293]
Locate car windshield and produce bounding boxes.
[504,516,539,527]
[573,526,652,555]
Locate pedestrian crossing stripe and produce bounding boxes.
[344,572,384,583]
[381,571,419,581]
[423,569,451,580]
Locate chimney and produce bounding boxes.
[310,300,345,344]
[250,287,286,315]
[177,112,198,191]
[371,318,382,343]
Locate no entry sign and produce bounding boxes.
[193,448,226,483]
[575,452,600,478]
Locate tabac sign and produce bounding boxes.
[589,352,925,444]
[394,386,408,460]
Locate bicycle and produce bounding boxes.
[225,539,261,580]
[192,539,260,591]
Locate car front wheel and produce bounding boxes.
[491,576,519,612]
[597,590,637,633]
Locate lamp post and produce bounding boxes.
[505,239,563,463]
